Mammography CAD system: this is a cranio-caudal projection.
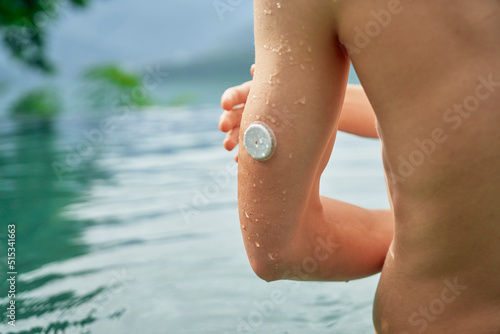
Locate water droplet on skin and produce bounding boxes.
[245,211,250,218]
[272,103,276,108]
[289,153,293,159]
[268,253,277,260]
[256,115,260,120]
[253,199,257,203]
[289,56,294,60]
[255,242,261,248]
[242,225,247,230]
[276,2,281,8]
[253,183,256,187]
[255,218,259,222]
[307,46,312,53]
[256,233,259,237]
[283,190,287,195]
[300,64,305,70]
[297,96,306,105]
[260,180,263,184]
[264,9,272,15]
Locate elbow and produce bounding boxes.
[251,266,282,283]
[248,257,284,283]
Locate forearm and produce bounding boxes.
[240,189,394,282]
[339,84,379,138]
[315,197,394,281]
[268,194,394,282]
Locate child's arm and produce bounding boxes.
[237,0,393,283]
[220,75,378,158]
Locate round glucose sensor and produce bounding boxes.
[243,121,277,161]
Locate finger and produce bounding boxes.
[219,106,244,133]
[223,126,240,151]
[250,64,255,77]
[221,81,252,111]
[221,81,252,110]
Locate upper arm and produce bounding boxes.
[238,1,351,279]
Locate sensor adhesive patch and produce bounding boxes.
[243,121,277,161]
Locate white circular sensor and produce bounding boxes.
[244,121,277,161]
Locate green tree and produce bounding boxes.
[82,64,154,109]
[10,86,62,119]
[0,0,90,72]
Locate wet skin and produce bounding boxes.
[220,1,500,333]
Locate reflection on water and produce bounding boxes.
[0,117,109,333]
[0,120,98,272]
[0,108,387,334]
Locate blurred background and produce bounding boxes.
[0,1,388,333]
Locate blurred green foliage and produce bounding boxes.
[82,64,154,109]
[84,64,143,90]
[167,92,199,107]
[0,0,90,72]
[10,86,62,119]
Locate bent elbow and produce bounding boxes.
[248,258,284,283]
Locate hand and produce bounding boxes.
[219,65,255,162]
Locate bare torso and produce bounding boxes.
[338,0,500,332]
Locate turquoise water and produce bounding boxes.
[0,105,388,333]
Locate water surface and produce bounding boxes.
[0,107,388,334]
